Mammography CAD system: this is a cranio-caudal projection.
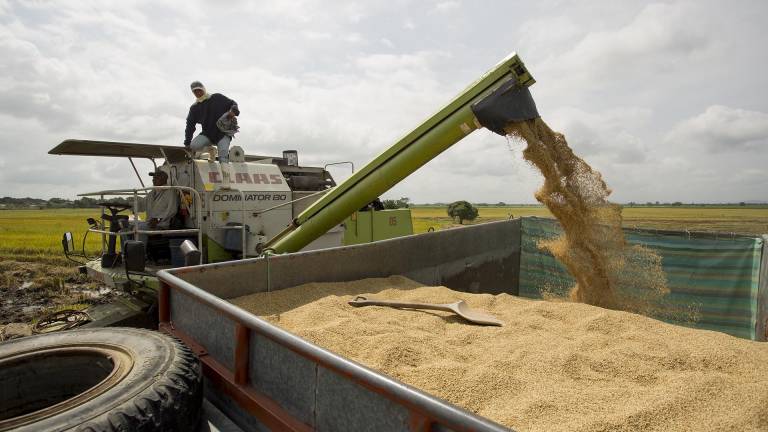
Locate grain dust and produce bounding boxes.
[230,276,768,432]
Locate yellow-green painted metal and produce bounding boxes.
[85,260,160,290]
[267,53,535,253]
[205,235,234,262]
[343,209,414,245]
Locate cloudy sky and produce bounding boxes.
[1,0,766,203]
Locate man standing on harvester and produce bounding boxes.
[184,80,239,162]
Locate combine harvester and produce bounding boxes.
[47,139,412,324]
[2,53,766,431]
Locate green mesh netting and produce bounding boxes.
[519,217,763,340]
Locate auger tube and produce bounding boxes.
[266,52,539,254]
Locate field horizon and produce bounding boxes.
[2,206,766,265]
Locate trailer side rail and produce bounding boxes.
[157,268,512,432]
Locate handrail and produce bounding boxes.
[100,194,105,254]
[88,228,201,236]
[254,189,327,216]
[80,186,203,264]
[323,161,355,173]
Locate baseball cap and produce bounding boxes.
[190,81,205,91]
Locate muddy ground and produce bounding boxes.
[0,260,117,329]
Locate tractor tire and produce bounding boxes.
[0,327,202,432]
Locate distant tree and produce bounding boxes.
[446,200,479,224]
[382,197,410,209]
[73,197,100,208]
[672,201,682,206]
[1,197,47,208]
[46,198,71,208]
[496,201,506,206]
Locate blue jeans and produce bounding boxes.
[190,134,232,162]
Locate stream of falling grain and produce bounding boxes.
[506,118,687,319]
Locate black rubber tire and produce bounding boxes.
[0,327,202,432]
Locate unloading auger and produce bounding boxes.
[265,52,540,254]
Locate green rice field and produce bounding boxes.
[0,209,105,264]
[411,205,768,235]
[1,206,766,264]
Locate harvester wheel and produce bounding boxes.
[0,327,202,432]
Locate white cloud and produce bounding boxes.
[433,1,461,13]
[302,31,332,41]
[565,3,708,66]
[355,51,449,82]
[665,105,768,152]
[547,106,653,164]
[530,2,714,103]
[1,0,767,204]
[516,15,583,55]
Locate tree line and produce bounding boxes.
[3,195,763,211]
[0,196,135,209]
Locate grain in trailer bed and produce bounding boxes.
[231,276,768,432]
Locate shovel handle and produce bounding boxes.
[348,296,453,313]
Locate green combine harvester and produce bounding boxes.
[49,52,536,314]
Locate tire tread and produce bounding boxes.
[77,333,202,432]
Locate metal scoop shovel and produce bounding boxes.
[348,296,503,326]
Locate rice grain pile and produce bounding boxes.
[230,276,768,432]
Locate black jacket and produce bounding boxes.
[184,93,240,146]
